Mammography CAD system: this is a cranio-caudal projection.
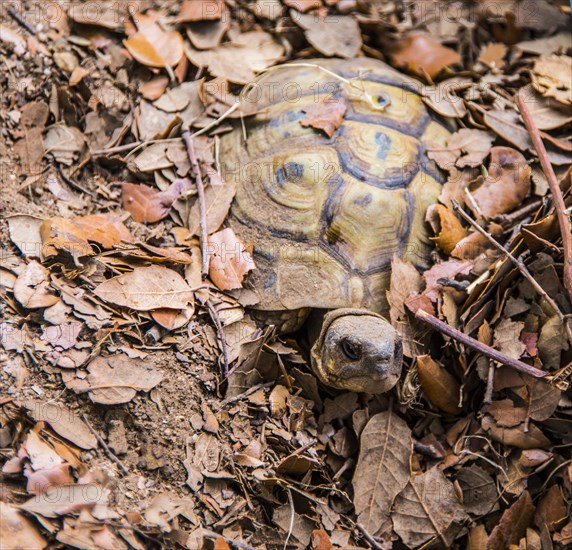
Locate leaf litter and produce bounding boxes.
[1,0,571,548]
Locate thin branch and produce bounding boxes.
[356,523,384,550]
[181,129,209,277]
[205,299,230,377]
[81,414,129,475]
[516,90,572,299]
[452,200,572,345]
[8,8,36,34]
[415,309,567,388]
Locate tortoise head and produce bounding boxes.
[310,309,402,393]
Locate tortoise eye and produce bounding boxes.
[341,339,360,361]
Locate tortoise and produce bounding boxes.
[219,57,450,393]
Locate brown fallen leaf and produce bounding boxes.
[532,54,572,105]
[69,355,164,405]
[188,181,236,236]
[93,265,195,311]
[389,32,461,78]
[292,11,362,58]
[534,484,567,533]
[427,128,494,170]
[140,76,170,100]
[0,24,26,55]
[426,204,469,255]
[151,306,194,330]
[520,84,572,130]
[300,96,348,138]
[185,31,284,84]
[486,399,528,428]
[124,13,184,68]
[487,491,535,549]
[478,42,507,69]
[481,415,551,449]
[311,528,333,550]
[24,401,97,450]
[0,501,47,550]
[13,261,59,309]
[122,178,193,223]
[176,0,226,22]
[352,411,412,536]
[417,355,462,414]
[208,228,256,291]
[41,214,132,259]
[455,465,498,516]
[421,77,471,118]
[43,124,88,166]
[493,317,526,359]
[470,147,531,218]
[392,466,467,547]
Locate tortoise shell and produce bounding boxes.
[219,58,450,314]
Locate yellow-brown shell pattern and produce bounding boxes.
[219,58,451,314]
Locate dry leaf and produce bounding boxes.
[493,318,526,359]
[94,265,194,311]
[352,411,412,535]
[6,214,44,258]
[392,466,467,547]
[427,128,494,170]
[25,401,97,449]
[426,204,468,255]
[43,124,88,166]
[470,147,531,218]
[0,24,26,55]
[417,355,462,414]
[292,12,362,58]
[124,13,184,68]
[185,31,284,84]
[487,491,535,549]
[478,43,507,69]
[520,84,572,130]
[532,55,572,105]
[140,76,170,100]
[421,77,471,118]
[74,355,164,405]
[534,484,567,532]
[0,502,47,549]
[188,181,236,236]
[300,96,348,138]
[390,32,461,78]
[481,415,551,449]
[122,179,193,223]
[456,465,498,516]
[177,0,226,22]
[13,261,59,309]
[208,228,256,290]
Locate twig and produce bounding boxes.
[452,200,572,344]
[217,381,275,409]
[91,141,143,156]
[8,8,36,35]
[181,129,209,277]
[356,523,384,550]
[516,91,572,300]
[415,309,553,381]
[205,299,230,377]
[81,414,129,475]
[57,165,94,197]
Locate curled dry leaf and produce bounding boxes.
[13,261,59,310]
[292,12,362,58]
[470,147,531,218]
[93,265,194,311]
[122,179,193,223]
[426,204,468,255]
[392,466,468,547]
[151,305,195,330]
[208,228,256,291]
[417,355,462,414]
[389,32,461,78]
[481,415,551,449]
[124,13,184,68]
[301,96,348,138]
[352,411,412,535]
